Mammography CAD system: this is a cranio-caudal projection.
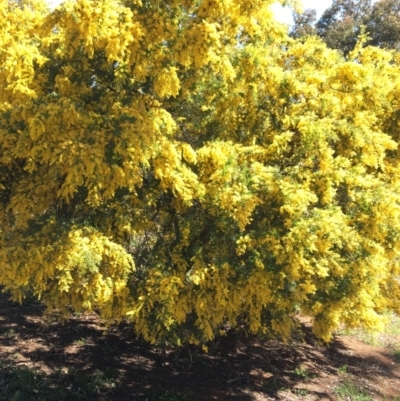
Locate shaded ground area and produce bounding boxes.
[0,292,399,400]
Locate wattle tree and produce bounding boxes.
[1,0,400,346]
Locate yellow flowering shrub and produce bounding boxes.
[1,0,400,345]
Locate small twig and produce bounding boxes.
[227,377,242,384]
[187,344,192,368]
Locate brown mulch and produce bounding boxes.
[0,292,399,400]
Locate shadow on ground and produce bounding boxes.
[0,292,399,400]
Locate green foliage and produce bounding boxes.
[291,8,317,38]
[262,378,286,392]
[0,366,118,401]
[293,388,309,396]
[334,379,372,401]
[73,337,88,346]
[316,0,371,54]
[292,0,400,54]
[391,349,400,363]
[366,0,400,49]
[293,366,315,380]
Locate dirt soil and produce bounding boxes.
[0,292,399,400]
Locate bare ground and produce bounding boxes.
[0,292,399,400]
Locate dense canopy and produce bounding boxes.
[292,0,400,54]
[1,0,400,346]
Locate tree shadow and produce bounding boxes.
[0,292,399,400]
